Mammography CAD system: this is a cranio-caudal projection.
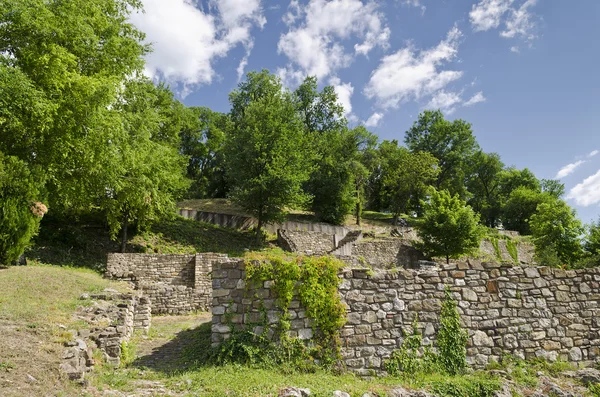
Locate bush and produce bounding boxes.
[0,153,46,265]
[437,288,468,375]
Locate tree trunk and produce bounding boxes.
[256,207,263,242]
[120,214,128,253]
[355,190,361,226]
[446,255,449,264]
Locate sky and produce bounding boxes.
[129,0,600,224]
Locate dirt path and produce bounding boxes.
[132,314,211,372]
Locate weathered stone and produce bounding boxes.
[472,331,494,347]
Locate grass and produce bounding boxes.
[178,198,249,216]
[0,263,128,326]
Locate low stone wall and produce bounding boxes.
[106,253,227,314]
[277,229,335,255]
[211,259,600,374]
[61,291,151,380]
[352,238,428,268]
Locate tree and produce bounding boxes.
[529,199,583,266]
[378,141,439,221]
[541,179,565,199]
[500,187,550,235]
[497,167,541,200]
[226,71,312,237]
[0,153,47,265]
[0,0,147,214]
[437,288,468,375]
[585,218,600,256]
[180,107,230,198]
[415,188,484,263]
[103,79,190,252]
[404,110,479,198]
[465,151,504,227]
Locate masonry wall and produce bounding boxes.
[351,238,428,268]
[277,229,335,255]
[211,259,600,375]
[106,253,228,315]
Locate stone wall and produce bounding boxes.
[352,238,428,268]
[106,253,228,314]
[277,229,335,255]
[211,259,600,374]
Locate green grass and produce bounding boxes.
[132,217,268,257]
[0,263,128,325]
[178,198,249,216]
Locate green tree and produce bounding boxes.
[404,110,480,198]
[497,167,541,200]
[465,151,504,227]
[500,187,550,235]
[415,188,484,263]
[541,178,565,199]
[180,107,230,198]
[103,79,190,252]
[0,0,147,213]
[585,218,600,256]
[529,200,584,266]
[226,71,312,237]
[0,153,46,265]
[379,141,439,221]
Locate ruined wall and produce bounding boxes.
[211,259,600,375]
[351,238,428,269]
[277,229,335,255]
[106,253,228,314]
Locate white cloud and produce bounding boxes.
[510,46,520,53]
[236,43,253,82]
[556,160,585,179]
[364,26,463,109]
[399,0,426,15]
[329,77,354,117]
[501,0,538,41]
[364,112,384,127]
[130,0,264,92]
[589,150,599,158]
[470,0,513,32]
[278,0,390,85]
[470,0,539,47]
[426,90,462,114]
[464,91,486,106]
[567,170,600,207]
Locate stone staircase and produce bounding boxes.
[329,230,363,256]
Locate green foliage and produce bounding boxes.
[530,199,584,266]
[385,316,437,376]
[429,375,501,397]
[0,153,46,265]
[238,254,346,368]
[505,239,519,263]
[378,140,439,219]
[405,110,480,198]
[437,288,468,375]
[465,151,504,227]
[226,71,313,235]
[489,237,502,261]
[500,186,549,235]
[119,341,136,367]
[589,383,600,397]
[585,218,600,256]
[416,188,484,263]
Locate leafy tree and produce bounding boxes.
[415,188,484,263]
[529,200,583,266]
[541,178,565,199]
[350,126,378,226]
[0,153,46,265]
[102,79,190,252]
[379,141,439,221]
[226,71,312,237]
[180,107,230,198]
[585,218,600,256]
[497,167,540,200]
[0,0,147,213]
[465,151,504,227]
[405,110,480,198]
[500,187,550,235]
[294,76,357,224]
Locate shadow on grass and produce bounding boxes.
[132,322,213,374]
[140,217,266,257]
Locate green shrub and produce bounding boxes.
[430,374,501,397]
[0,153,46,265]
[437,288,468,375]
[385,315,437,376]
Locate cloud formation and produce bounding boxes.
[589,150,599,158]
[364,26,463,109]
[364,112,384,127]
[464,91,486,106]
[277,0,390,85]
[426,90,463,114]
[469,0,539,49]
[556,160,585,179]
[130,0,265,93]
[329,77,355,117]
[567,170,600,207]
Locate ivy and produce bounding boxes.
[505,239,519,263]
[242,252,346,367]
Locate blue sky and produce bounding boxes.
[130,0,600,223]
